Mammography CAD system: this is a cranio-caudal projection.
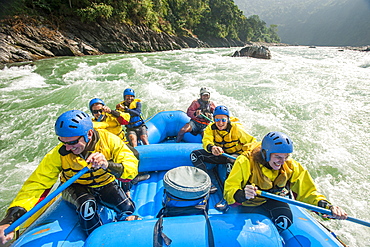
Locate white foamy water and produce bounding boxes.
[0,46,369,246]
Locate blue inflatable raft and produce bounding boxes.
[10,110,344,247]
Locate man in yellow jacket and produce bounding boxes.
[224,131,347,232]
[190,105,256,194]
[0,110,139,244]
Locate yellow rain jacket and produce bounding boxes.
[224,142,328,207]
[202,120,256,154]
[93,112,130,141]
[8,129,138,212]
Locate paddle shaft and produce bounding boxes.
[257,190,370,227]
[200,113,213,123]
[221,153,236,160]
[221,153,370,227]
[4,166,90,235]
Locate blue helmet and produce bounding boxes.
[55,110,93,143]
[213,105,229,117]
[123,88,135,98]
[89,98,105,113]
[261,132,293,162]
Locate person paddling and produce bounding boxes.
[224,131,348,232]
[176,87,216,143]
[190,105,256,196]
[0,110,140,244]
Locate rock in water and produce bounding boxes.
[232,45,271,59]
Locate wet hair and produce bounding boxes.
[252,146,271,169]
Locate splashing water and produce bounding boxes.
[0,46,369,246]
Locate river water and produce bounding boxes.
[0,46,369,246]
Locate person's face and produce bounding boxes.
[124,95,135,104]
[268,153,290,170]
[58,130,92,155]
[91,103,103,118]
[214,114,228,130]
[201,93,210,101]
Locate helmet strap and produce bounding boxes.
[261,150,273,169]
[263,161,273,170]
[261,149,268,162]
[81,130,96,157]
[96,114,105,122]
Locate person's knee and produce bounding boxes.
[190,150,208,172]
[140,135,149,144]
[190,150,199,165]
[178,127,187,135]
[129,134,136,141]
[116,197,135,215]
[274,215,293,232]
[77,197,103,235]
[265,200,293,232]
[78,198,98,220]
[102,183,136,214]
[181,123,192,133]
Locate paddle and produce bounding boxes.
[200,113,213,123]
[221,153,370,227]
[256,190,370,227]
[221,153,236,160]
[4,166,90,235]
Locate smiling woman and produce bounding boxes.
[190,105,256,198]
[224,131,348,233]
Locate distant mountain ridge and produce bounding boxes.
[234,0,370,46]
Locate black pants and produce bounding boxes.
[62,180,135,235]
[190,149,231,172]
[232,199,293,232]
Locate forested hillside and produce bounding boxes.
[234,0,370,46]
[0,0,280,43]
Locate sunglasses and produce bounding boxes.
[214,118,228,122]
[58,136,83,145]
[92,109,103,114]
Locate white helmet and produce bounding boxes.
[200,87,210,95]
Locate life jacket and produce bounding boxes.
[193,99,213,124]
[92,113,126,141]
[231,142,297,206]
[59,130,127,188]
[210,122,246,154]
[120,99,144,128]
[242,151,294,206]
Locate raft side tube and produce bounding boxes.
[282,205,345,246]
[11,198,86,247]
[136,143,202,172]
[85,214,283,247]
[145,110,202,144]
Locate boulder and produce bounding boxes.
[232,45,271,59]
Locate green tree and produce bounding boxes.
[77,2,113,22]
[3,0,280,44]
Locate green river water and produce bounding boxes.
[0,46,369,246]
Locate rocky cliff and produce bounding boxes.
[0,16,246,66]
